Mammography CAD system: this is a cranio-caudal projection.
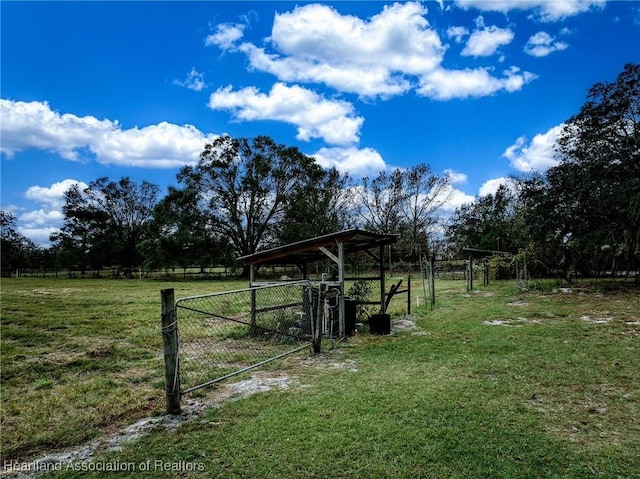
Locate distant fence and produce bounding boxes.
[10,266,238,280]
[161,282,315,413]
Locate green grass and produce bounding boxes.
[0,277,246,461]
[2,277,639,478]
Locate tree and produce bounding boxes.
[177,136,328,269]
[354,168,406,235]
[1,211,41,276]
[276,166,353,245]
[146,186,234,275]
[355,165,449,262]
[399,164,450,261]
[538,63,640,276]
[53,177,159,276]
[446,184,521,254]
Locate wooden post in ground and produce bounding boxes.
[484,262,489,286]
[161,288,181,415]
[407,275,411,315]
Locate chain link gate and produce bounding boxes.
[161,281,317,412]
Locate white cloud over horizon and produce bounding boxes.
[503,124,564,171]
[312,146,387,176]
[437,184,475,212]
[25,179,89,210]
[0,99,218,168]
[208,83,364,145]
[444,169,469,185]
[478,176,515,196]
[15,179,89,247]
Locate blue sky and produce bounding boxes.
[1,0,639,246]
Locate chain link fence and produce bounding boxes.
[174,281,313,394]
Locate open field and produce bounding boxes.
[0,278,246,463]
[1,277,639,478]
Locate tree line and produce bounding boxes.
[2,64,638,280]
[447,63,639,279]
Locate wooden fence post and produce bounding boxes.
[407,275,411,315]
[161,288,181,415]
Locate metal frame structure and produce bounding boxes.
[238,229,397,339]
[462,248,511,291]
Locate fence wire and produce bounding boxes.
[175,281,313,394]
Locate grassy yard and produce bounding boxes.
[1,277,638,478]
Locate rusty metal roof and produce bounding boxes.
[238,228,397,266]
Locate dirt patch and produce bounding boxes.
[302,349,358,372]
[507,301,530,307]
[225,373,294,400]
[392,319,419,332]
[581,315,613,324]
[622,322,639,336]
[475,291,496,297]
[483,320,516,327]
[463,291,496,298]
[15,288,85,297]
[483,317,542,327]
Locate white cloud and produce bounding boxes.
[173,67,206,91]
[90,122,217,168]
[25,179,88,209]
[447,25,469,43]
[205,23,245,50]
[216,2,444,98]
[311,146,386,176]
[418,66,537,100]
[524,31,569,57]
[455,0,606,22]
[208,2,536,101]
[0,99,217,167]
[437,185,475,212]
[478,177,515,196]
[19,179,91,246]
[503,124,564,172]
[444,169,468,184]
[0,99,116,160]
[208,83,364,145]
[462,17,514,57]
[240,42,415,98]
[19,209,64,229]
[17,224,61,248]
